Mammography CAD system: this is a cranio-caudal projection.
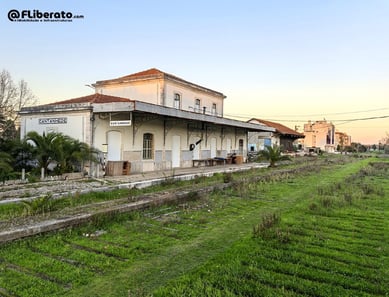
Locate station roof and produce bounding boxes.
[21,94,274,133]
[249,118,304,138]
[93,68,226,98]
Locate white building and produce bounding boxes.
[93,68,225,117]
[303,120,335,153]
[20,68,274,175]
[335,131,352,150]
[248,119,305,152]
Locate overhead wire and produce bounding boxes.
[224,107,389,125]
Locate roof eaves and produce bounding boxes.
[130,101,275,132]
[94,68,226,98]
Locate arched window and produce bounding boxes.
[174,93,181,109]
[195,99,201,112]
[211,103,217,115]
[143,133,154,159]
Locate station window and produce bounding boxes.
[174,93,181,109]
[143,133,154,159]
[195,99,201,112]
[211,103,217,115]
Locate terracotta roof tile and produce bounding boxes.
[48,93,133,105]
[95,68,166,85]
[119,68,164,80]
[94,68,225,97]
[249,118,305,138]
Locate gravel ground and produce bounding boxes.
[0,179,112,204]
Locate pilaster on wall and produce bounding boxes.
[187,122,204,146]
[163,118,186,145]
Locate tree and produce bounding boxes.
[8,138,35,171]
[26,131,63,175]
[0,151,13,182]
[350,142,367,153]
[379,132,389,153]
[55,135,99,174]
[0,70,37,140]
[26,131,99,176]
[258,145,291,167]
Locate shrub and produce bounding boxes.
[161,170,176,186]
[360,183,375,195]
[343,192,353,204]
[253,212,281,238]
[308,202,318,211]
[186,191,201,201]
[20,194,54,215]
[275,228,291,244]
[320,197,333,208]
[193,175,205,184]
[223,172,233,183]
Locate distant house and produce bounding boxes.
[20,69,274,176]
[335,131,352,150]
[247,119,305,152]
[303,120,335,153]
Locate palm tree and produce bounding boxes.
[258,144,291,167]
[0,151,13,183]
[7,138,35,171]
[26,131,64,175]
[58,136,99,174]
[26,131,99,176]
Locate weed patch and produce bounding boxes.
[20,194,54,215]
[252,212,283,240]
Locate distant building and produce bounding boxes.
[247,119,305,152]
[303,120,335,153]
[335,131,352,150]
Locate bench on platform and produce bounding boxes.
[192,159,212,167]
[192,157,228,167]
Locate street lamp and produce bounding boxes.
[85,84,96,91]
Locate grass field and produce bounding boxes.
[0,156,387,297]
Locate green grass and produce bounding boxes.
[0,156,387,297]
[153,160,388,297]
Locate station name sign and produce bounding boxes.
[110,120,131,127]
[39,117,67,124]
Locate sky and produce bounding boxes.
[1,0,388,144]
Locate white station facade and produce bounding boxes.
[20,68,274,175]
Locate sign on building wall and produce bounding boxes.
[110,120,131,127]
[39,117,67,124]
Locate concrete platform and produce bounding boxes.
[103,162,269,188]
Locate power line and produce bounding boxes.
[336,115,389,126]
[224,107,389,120]
[271,107,389,118]
[225,114,389,123]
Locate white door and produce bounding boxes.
[172,135,181,168]
[210,137,217,158]
[193,138,200,160]
[226,138,232,154]
[107,131,121,161]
